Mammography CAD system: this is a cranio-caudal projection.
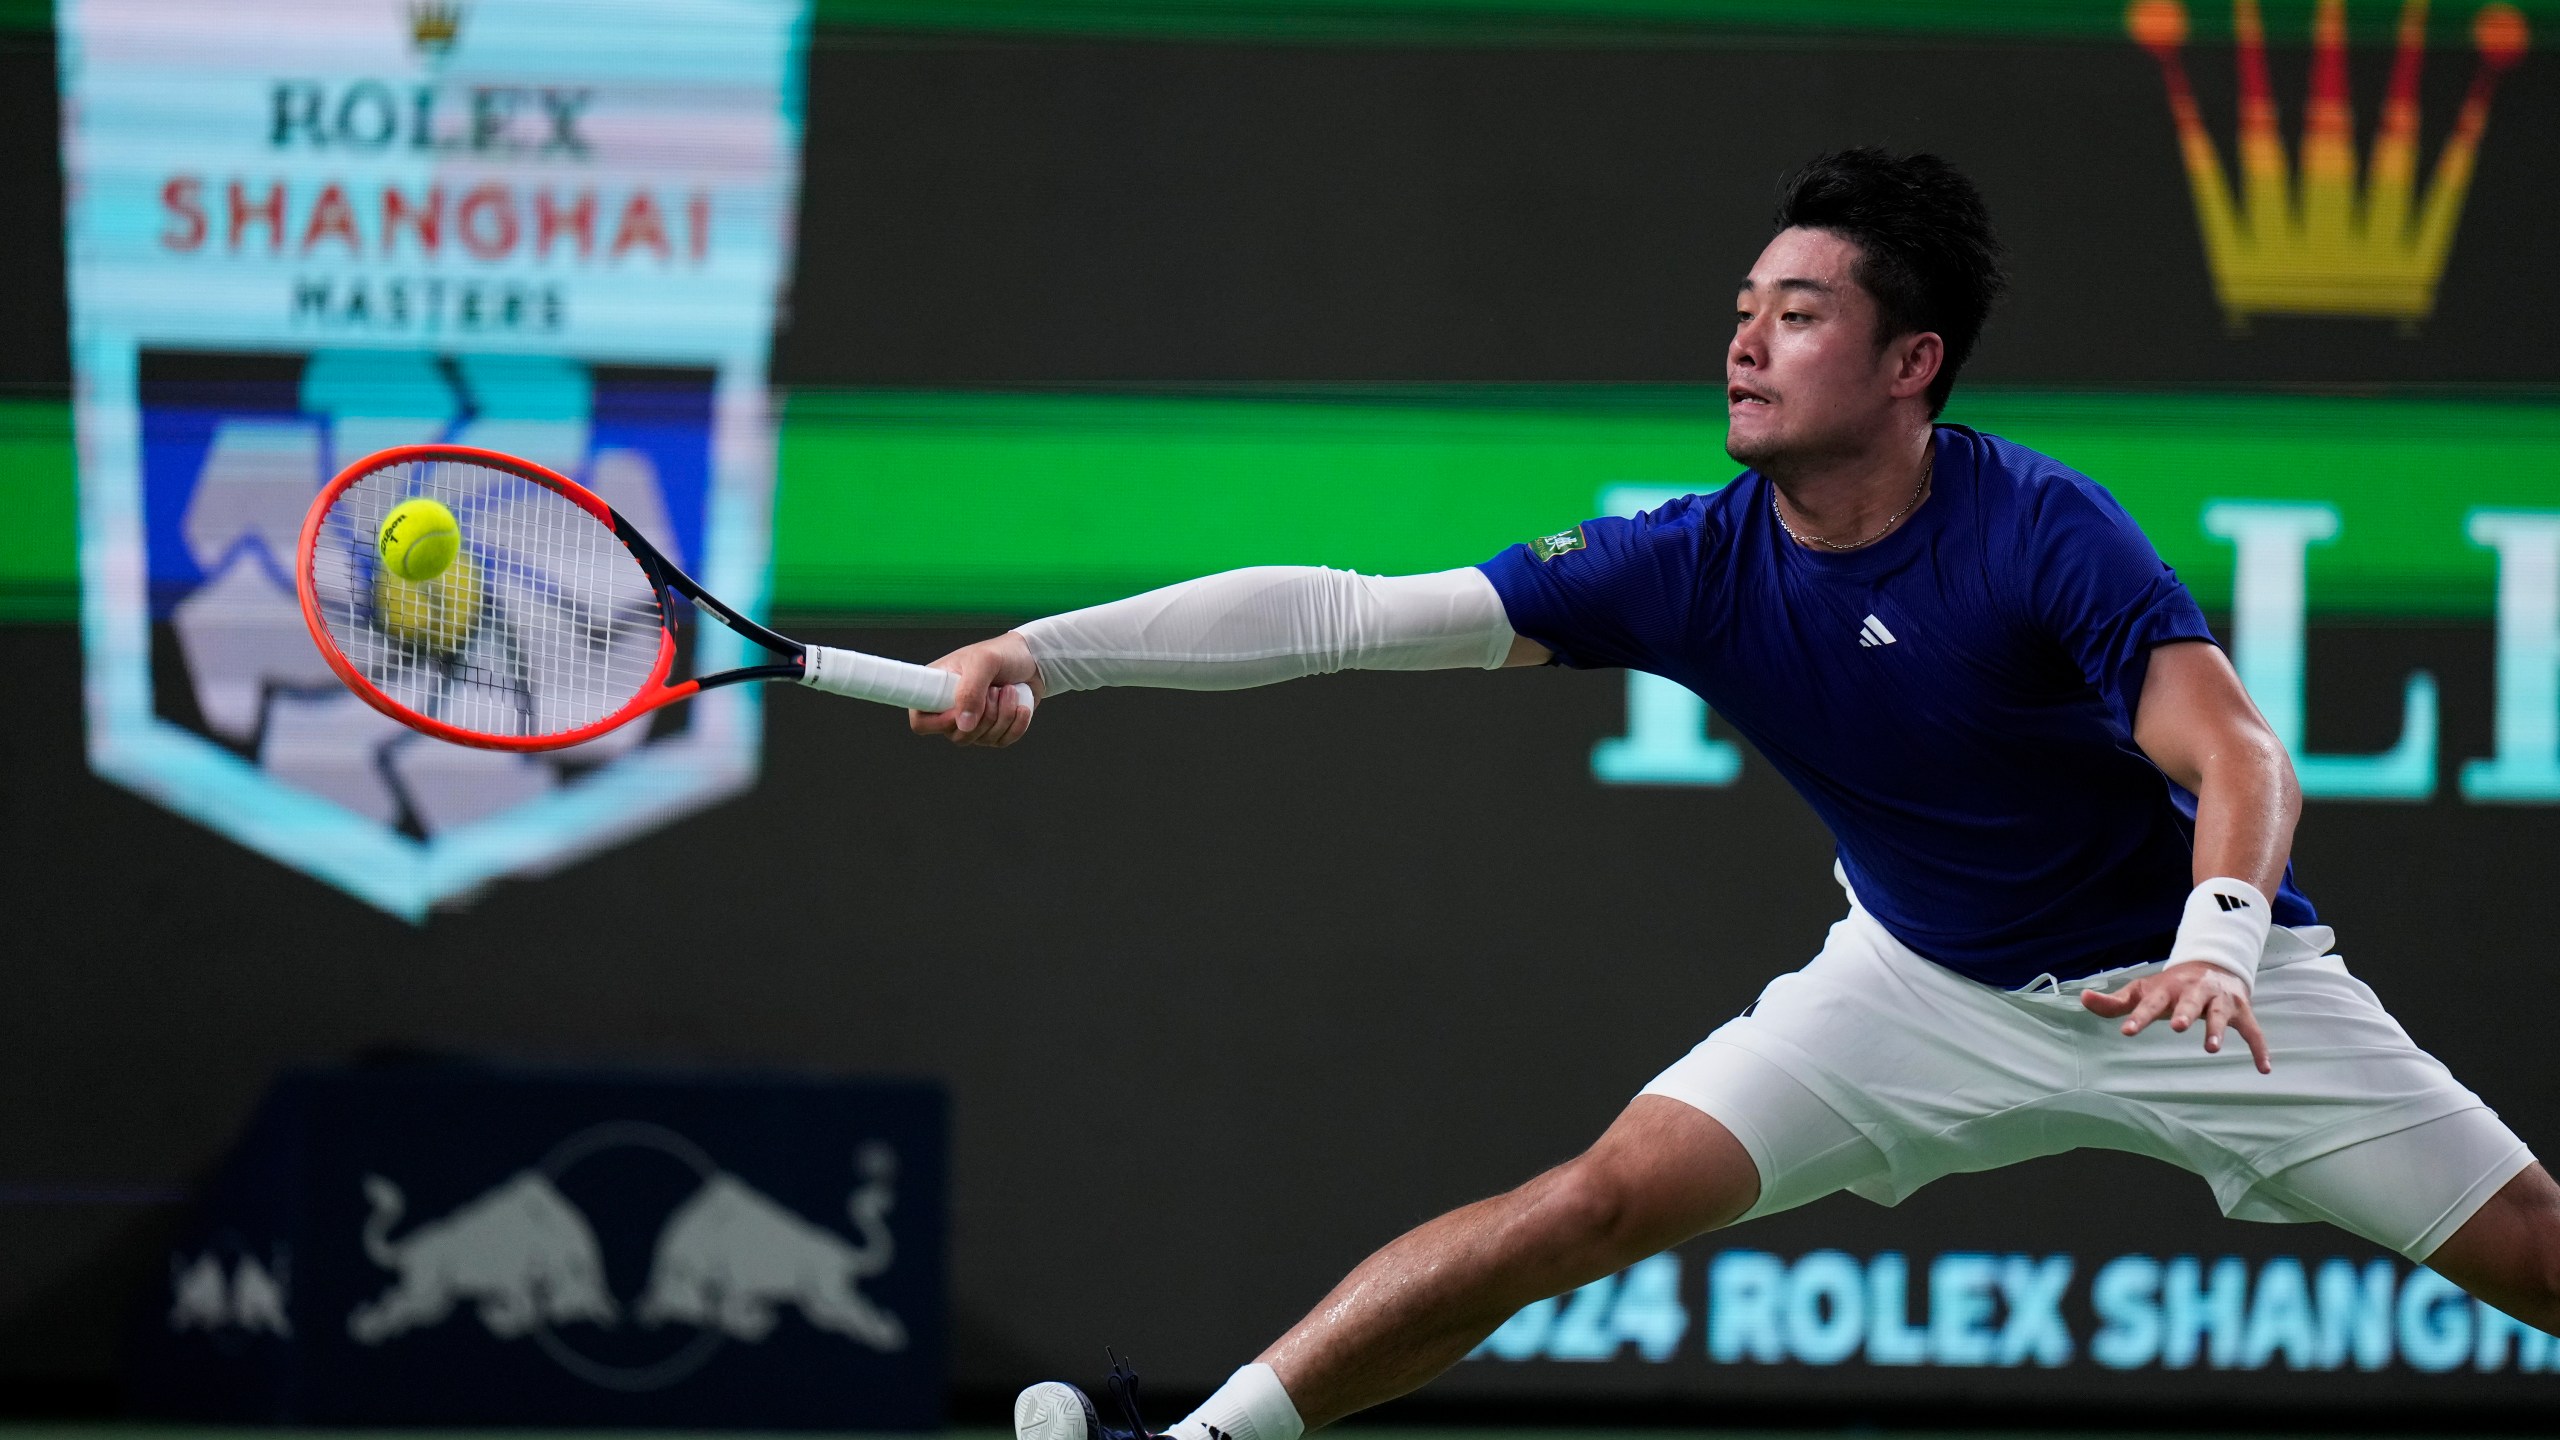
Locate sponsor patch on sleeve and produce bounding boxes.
[1529,525,1586,562]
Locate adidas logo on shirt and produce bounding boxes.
[1857,614,1898,648]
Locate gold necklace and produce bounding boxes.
[1773,453,1935,552]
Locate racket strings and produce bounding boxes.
[310,458,665,739]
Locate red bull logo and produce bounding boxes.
[637,1146,905,1350]
[344,1122,905,1390]
[349,1171,617,1344]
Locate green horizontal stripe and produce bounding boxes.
[811,0,2553,46]
[775,387,1728,615]
[771,386,2560,620]
[0,396,79,624]
[9,388,2557,623]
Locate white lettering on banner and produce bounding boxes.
[1998,1254,2074,1366]
[2240,1256,2317,1369]
[1468,1249,2559,1374]
[2319,1256,2400,1371]
[2089,1255,2164,1368]
[2204,502,2438,800]
[2400,1268,2475,1373]
[2160,1255,2249,1368]
[1470,1252,1686,1363]
[2464,512,2560,801]
[1862,1253,1928,1365]
[1703,1250,1783,1363]
[66,0,810,919]
[1593,671,1742,786]
[167,1249,294,1337]
[1927,1253,1998,1365]
[1784,1250,1864,1364]
[1585,483,1743,788]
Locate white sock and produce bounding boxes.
[1166,1363,1304,1440]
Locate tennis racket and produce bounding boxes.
[295,443,1028,752]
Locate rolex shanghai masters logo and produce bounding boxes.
[2128,0,2528,328]
[61,0,809,919]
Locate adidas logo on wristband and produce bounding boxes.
[2214,892,2252,913]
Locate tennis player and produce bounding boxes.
[915,150,2560,1440]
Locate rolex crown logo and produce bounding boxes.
[2128,0,2528,329]
[409,0,463,59]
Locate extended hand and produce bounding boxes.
[910,632,1044,747]
[2080,961,2271,1074]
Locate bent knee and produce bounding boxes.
[2503,1198,2560,1308]
[2432,1163,2560,1312]
[1516,1157,1658,1263]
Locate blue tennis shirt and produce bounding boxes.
[1478,424,2316,988]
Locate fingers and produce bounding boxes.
[2077,978,2170,1032]
[946,652,999,736]
[2088,968,2275,1072]
[2233,1002,2273,1074]
[2079,982,2135,1017]
[2118,980,2175,1037]
[956,681,1033,748]
[909,645,1000,738]
[909,637,1046,744]
[937,679,1035,748]
[2168,983,2206,1035]
[909,682,1034,746]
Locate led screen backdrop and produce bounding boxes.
[10,0,2560,1420]
[59,0,808,918]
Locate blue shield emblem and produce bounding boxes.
[87,348,767,918]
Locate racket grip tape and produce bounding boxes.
[799,645,1035,717]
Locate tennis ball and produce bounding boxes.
[375,547,482,654]
[378,497,461,584]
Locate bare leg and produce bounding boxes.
[1255,1096,1757,1430]
[2421,1162,2560,1330]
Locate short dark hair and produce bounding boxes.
[1773,149,2007,417]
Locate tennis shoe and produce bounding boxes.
[1015,1353,1166,1440]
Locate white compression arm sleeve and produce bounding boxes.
[1017,566,1516,694]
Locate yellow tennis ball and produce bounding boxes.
[375,547,482,653]
[377,497,461,584]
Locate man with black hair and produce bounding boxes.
[919,149,2560,1440]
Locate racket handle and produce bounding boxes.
[800,645,1035,718]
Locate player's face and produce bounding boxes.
[1725,227,1910,470]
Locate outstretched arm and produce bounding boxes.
[910,566,1546,747]
[2082,639,2301,1071]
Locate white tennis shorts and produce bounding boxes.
[1642,878,2534,1261]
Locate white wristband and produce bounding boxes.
[2169,878,2272,991]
